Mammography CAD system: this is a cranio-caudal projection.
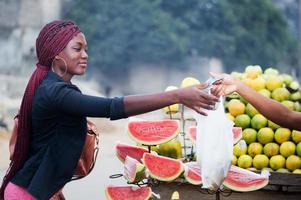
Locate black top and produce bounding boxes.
[11,71,126,200]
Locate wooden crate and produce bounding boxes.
[151,172,301,200]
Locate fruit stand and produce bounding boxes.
[106,67,301,200]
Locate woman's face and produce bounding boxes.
[56,32,88,77]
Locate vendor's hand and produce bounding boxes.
[210,72,240,96]
[178,83,220,115]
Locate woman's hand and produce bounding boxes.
[178,83,220,115]
[210,72,241,96]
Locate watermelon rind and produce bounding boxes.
[115,142,148,163]
[183,162,202,185]
[105,186,152,200]
[223,165,269,192]
[128,119,180,145]
[124,156,145,183]
[142,153,183,182]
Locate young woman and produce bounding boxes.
[0,20,220,200]
[211,72,301,131]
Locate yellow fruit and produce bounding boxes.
[280,141,296,158]
[233,141,248,157]
[171,191,180,200]
[253,154,269,170]
[271,88,290,102]
[245,103,259,118]
[276,168,290,173]
[268,120,281,130]
[262,167,274,172]
[242,128,257,144]
[228,99,246,117]
[265,75,283,91]
[274,128,291,144]
[296,142,301,157]
[248,142,263,157]
[226,113,235,121]
[251,114,267,130]
[292,130,301,143]
[282,74,293,85]
[245,65,262,79]
[263,143,279,157]
[264,68,279,75]
[269,155,286,170]
[251,77,266,91]
[238,155,253,169]
[163,86,179,113]
[257,127,274,145]
[158,138,182,159]
[258,89,271,98]
[232,155,238,165]
[181,77,200,88]
[293,169,301,174]
[286,155,301,171]
[234,114,251,129]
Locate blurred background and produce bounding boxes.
[1,0,301,199]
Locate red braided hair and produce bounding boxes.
[0,20,80,199]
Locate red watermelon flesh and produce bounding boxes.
[115,142,148,163]
[223,165,269,192]
[187,126,242,144]
[142,153,183,182]
[184,162,202,185]
[124,156,145,183]
[105,186,152,200]
[128,119,180,145]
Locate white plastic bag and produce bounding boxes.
[195,98,234,190]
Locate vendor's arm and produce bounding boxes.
[211,72,301,131]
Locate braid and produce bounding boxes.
[0,20,80,199]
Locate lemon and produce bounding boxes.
[279,141,296,158]
[258,89,271,98]
[228,99,246,117]
[296,142,301,157]
[181,77,200,88]
[226,113,235,121]
[233,141,247,157]
[238,155,253,169]
[292,130,301,143]
[274,128,291,144]
[271,88,290,102]
[293,169,301,174]
[257,127,274,145]
[251,114,267,130]
[286,155,301,171]
[265,75,283,91]
[269,155,286,170]
[264,68,279,75]
[247,142,263,157]
[242,128,257,144]
[245,103,259,118]
[263,143,279,157]
[268,120,281,130]
[232,155,238,165]
[253,154,269,170]
[234,114,251,129]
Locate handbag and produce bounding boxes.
[9,114,100,180]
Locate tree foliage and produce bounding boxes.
[65,0,297,73]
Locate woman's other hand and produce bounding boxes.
[178,83,220,115]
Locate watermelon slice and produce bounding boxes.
[232,127,243,144]
[187,126,242,144]
[183,162,202,185]
[115,143,148,163]
[128,119,180,145]
[105,186,152,200]
[223,165,269,192]
[124,156,145,183]
[142,153,183,182]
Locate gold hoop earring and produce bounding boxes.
[51,56,68,77]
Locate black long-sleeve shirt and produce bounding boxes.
[11,71,126,200]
